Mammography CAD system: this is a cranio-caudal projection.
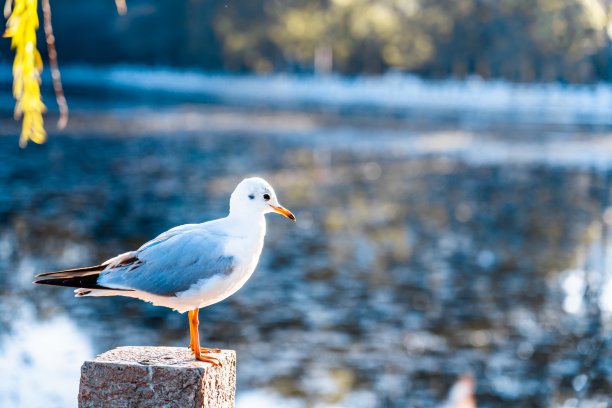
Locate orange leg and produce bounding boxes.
[187,309,221,353]
[188,308,222,366]
[188,310,196,351]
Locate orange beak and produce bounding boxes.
[270,205,296,221]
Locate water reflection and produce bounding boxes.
[0,305,91,407]
[1,106,612,407]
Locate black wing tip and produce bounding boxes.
[32,278,73,285]
[32,272,107,290]
[32,279,62,286]
[33,275,133,292]
[32,278,62,286]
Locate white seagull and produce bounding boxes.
[34,177,295,366]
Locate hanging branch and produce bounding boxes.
[41,0,67,130]
[4,0,125,146]
[4,0,46,147]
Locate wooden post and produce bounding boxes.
[78,346,236,408]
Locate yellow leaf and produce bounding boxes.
[4,0,47,147]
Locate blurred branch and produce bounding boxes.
[4,0,12,18]
[115,0,126,15]
[42,0,68,130]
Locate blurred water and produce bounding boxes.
[1,73,612,407]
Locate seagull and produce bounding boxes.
[33,177,295,366]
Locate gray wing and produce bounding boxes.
[98,226,235,297]
[136,224,200,251]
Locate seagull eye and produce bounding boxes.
[248,194,255,200]
[263,193,270,201]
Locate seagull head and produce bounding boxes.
[229,177,296,221]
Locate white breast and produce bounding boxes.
[174,216,266,311]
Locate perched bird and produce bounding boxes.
[34,177,295,366]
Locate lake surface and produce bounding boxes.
[1,71,612,407]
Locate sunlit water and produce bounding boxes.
[1,72,612,407]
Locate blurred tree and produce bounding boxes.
[216,0,609,80]
[428,0,608,81]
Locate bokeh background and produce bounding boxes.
[2,0,612,407]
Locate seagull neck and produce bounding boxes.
[226,211,266,235]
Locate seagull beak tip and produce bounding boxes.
[271,205,296,222]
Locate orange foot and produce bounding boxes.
[193,351,222,366]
